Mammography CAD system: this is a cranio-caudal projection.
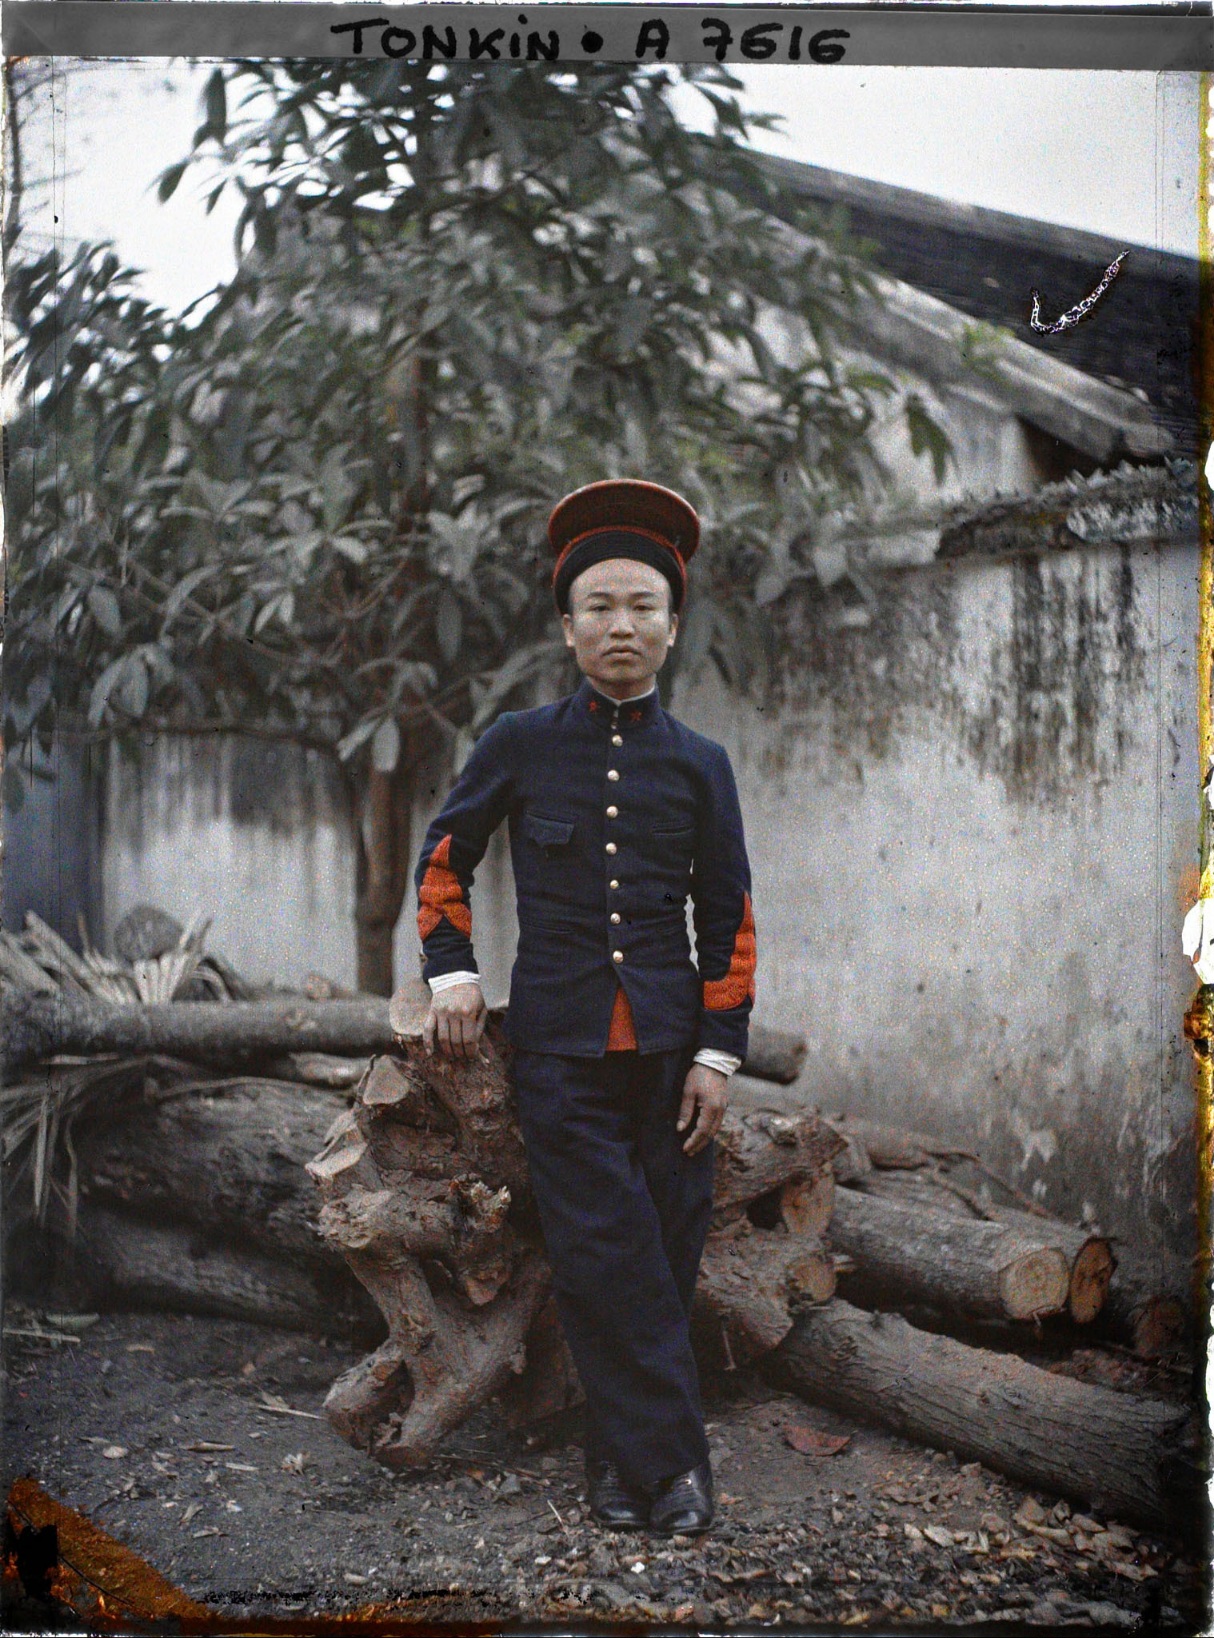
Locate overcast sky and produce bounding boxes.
[19,61,1201,316]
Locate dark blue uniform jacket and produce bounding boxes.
[415,678,755,1060]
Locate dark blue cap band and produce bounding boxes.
[553,529,685,614]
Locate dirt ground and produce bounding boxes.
[2,1306,1207,1630]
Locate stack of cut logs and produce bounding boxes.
[0,915,1200,1540]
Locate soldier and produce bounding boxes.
[402,480,756,1536]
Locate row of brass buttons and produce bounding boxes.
[609,723,623,961]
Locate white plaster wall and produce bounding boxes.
[672,540,1200,1274]
[104,739,358,991]
[846,347,1047,513]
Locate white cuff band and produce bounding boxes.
[428,970,482,995]
[693,1048,742,1078]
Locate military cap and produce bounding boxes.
[549,479,700,614]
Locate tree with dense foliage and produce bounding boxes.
[6,60,914,991]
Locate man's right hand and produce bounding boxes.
[422,983,487,1061]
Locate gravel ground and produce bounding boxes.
[3,1307,1207,1629]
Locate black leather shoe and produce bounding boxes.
[585,1458,649,1530]
[648,1462,714,1535]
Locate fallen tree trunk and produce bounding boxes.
[738,1025,807,1086]
[70,1078,351,1270]
[30,1205,382,1339]
[828,1187,1073,1323]
[1,993,402,1075]
[770,1298,1202,1539]
[851,1170,1116,1324]
[714,1109,844,1221]
[981,1204,1115,1325]
[4,991,805,1086]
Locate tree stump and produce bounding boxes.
[307,1014,843,1467]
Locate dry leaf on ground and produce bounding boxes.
[784,1424,852,1457]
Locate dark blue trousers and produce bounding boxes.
[511,1046,715,1492]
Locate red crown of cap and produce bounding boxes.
[547,479,700,563]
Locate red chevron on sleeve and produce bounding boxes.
[702,892,756,1011]
[417,833,473,940]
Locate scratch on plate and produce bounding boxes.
[1029,251,1128,336]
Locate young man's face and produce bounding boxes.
[562,557,678,701]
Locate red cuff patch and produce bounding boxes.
[702,892,756,1011]
[417,833,473,941]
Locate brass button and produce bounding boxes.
[611,734,623,747]
[607,769,620,782]
[610,912,621,925]
[606,805,618,819]
[609,879,620,890]
[605,842,618,856]
[612,950,624,964]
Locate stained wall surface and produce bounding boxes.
[671,540,1201,1280]
[103,738,358,991]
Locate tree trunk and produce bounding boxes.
[714,1108,844,1222]
[1096,1250,1190,1358]
[770,1298,1202,1539]
[305,1032,551,1464]
[2,994,400,1073]
[981,1204,1115,1325]
[739,1027,806,1085]
[28,1204,382,1339]
[851,1171,1115,1324]
[354,759,414,997]
[70,1078,351,1269]
[2,991,806,1086]
[829,1184,1111,1324]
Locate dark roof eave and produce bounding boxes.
[730,148,1201,445]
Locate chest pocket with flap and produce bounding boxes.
[520,811,579,900]
[523,812,575,851]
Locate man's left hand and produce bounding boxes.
[677,1063,728,1156]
